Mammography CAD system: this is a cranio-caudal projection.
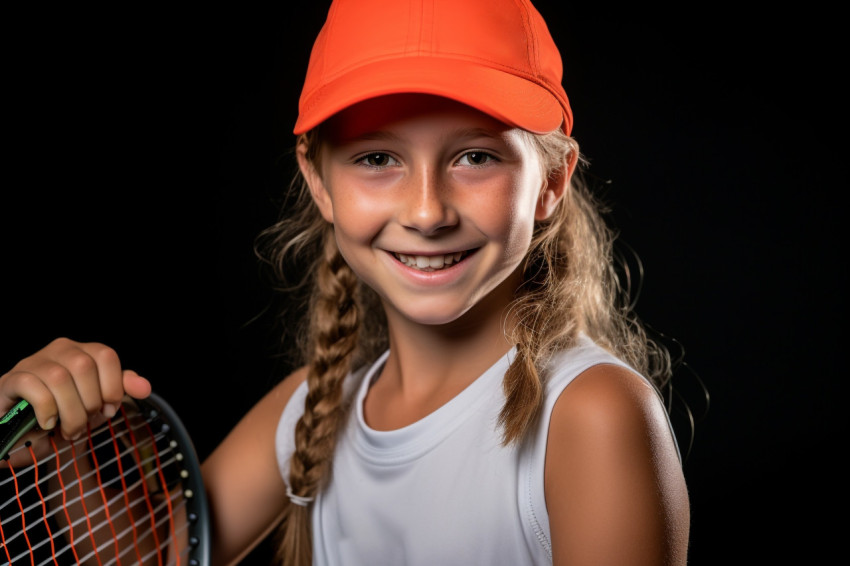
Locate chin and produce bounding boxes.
[387,299,476,327]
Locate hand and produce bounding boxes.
[0,337,151,440]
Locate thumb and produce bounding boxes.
[122,369,153,399]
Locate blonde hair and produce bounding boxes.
[255,126,671,566]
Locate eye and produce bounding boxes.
[355,152,399,168]
[456,151,496,167]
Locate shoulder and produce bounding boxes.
[270,365,310,410]
[546,363,676,493]
[544,363,690,565]
[550,363,669,444]
[274,366,311,445]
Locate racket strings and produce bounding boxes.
[9,499,193,566]
[0,411,165,494]
[0,414,173,520]
[0,404,195,566]
[1,431,172,539]
[6,495,190,566]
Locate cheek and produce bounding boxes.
[325,178,388,242]
[471,176,540,246]
[324,187,396,284]
[502,210,535,259]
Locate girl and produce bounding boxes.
[0,0,691,564]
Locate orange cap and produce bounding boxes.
[294,0,573,135]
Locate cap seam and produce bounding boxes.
[317,1,342,90]
[406,0,420,55]
[516,0,540,76]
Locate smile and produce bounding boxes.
[394,251,470,272]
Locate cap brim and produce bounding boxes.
[294,57,569,135]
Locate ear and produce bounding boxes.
[296,140,334,223]
[535,151,577,220]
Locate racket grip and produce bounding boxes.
[0,400,39,460]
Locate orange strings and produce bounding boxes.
[49,434,82,564]
[139,418,180,566]
[120,407,164,566]
[0,408,187,566]
[26,443,58,565]
[5,456,35,565]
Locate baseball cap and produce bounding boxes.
[293,0,573,135]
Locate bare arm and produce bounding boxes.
[545,363,690,566]
[203,366,308,566]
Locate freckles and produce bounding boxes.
[479,178,536,234]
[330,193,393,253]
[326,179,378,230]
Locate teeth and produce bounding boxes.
[396,252,465,271]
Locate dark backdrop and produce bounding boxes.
[2,2,843,564]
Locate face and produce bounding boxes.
[299,94,565,329]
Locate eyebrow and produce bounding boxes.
[449,127,509,141]
[444,127,517,151]
[339,126,509,145]
[347,131,402,142]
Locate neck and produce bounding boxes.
[379,276,519,398]
[360,267,523,430]
[361,297,514,431]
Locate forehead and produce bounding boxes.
[322,93,515,143]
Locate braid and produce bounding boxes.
[279,228,360,566]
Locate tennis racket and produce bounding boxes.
[0,392,210,566]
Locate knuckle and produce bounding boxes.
[50,336,74,348]
[40,364,74,388]
[91,344,121,367]
[13,370,42,389]
[64,351,98,376]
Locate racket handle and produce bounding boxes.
[0,399,38,460]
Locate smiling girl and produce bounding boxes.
[0,1,690,564]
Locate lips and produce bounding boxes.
[394,251,469,271]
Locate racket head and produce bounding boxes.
[0,392,210,566]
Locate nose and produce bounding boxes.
[397,167,458,235]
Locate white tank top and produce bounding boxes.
[275,335,659,565]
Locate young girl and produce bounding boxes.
[0,0,690,564]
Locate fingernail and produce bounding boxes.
[102,403,118,418]
[44,416,57,430]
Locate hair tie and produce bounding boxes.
[286,485,314,507]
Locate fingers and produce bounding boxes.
[123,369,153,401]
[0,338,151,440]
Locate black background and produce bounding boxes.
[2,2,843,564]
